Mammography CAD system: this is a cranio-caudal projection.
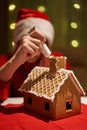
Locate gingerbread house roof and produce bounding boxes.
[19,67,85,101]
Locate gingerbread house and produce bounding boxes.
[19,56,85,120]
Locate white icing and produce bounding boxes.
[20,67,85,102]
[41,42,51,57]
[26,68,68,102]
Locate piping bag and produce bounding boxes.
[41,41,51,57]
[29,26,51,58]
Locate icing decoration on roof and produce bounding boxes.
[20,67,69,101]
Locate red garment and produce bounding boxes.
[0,52,71,101]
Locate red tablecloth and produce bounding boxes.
[0,103,87,130]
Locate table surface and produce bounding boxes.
[1,96,87,106]
[0,96,87,130]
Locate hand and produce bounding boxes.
[13,28,46,65]
[0,28,46,81]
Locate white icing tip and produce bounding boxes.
[41,42,51,57]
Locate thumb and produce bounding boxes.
[29,26,46,42]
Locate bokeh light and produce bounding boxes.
[71,40,79,47]
[8,4,16,11]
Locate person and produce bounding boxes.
[0,8,71,101]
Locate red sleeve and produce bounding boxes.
[0,54,11,101]
[52,51,72,70]
[0,79,11,101]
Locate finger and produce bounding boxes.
[29,28,46,42]
[23,42,35,55]
[28,41,41,54]
[29,36,42,48]
[23,35,42,53]
[20,35,42,49]
[23,41,41,57]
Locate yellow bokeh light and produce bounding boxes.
[37,6,46,12]
[73,4,80,9]
[70,22,78,29]
[71,40,79,47]
[9,4,16,11]
[10,23,15,30]
[11,41,15,47]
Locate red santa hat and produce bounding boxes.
[13,8,55,46]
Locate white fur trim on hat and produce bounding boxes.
[13,18,55,46]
